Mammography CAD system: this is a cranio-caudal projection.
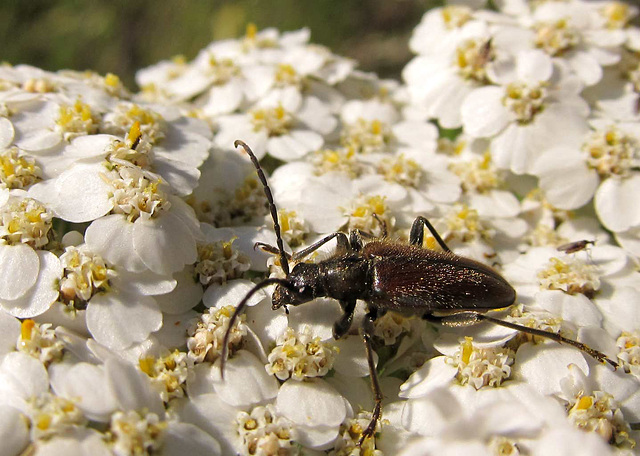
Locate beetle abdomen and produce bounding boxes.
[364,241,516,312]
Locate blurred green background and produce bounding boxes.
[0,0,444,90]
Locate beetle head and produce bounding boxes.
[271,262,320,310]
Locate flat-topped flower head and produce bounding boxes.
[56,99,99,141]
[567,391,636,449]
[488,436,521,456]
[266,326,337,381]
[534,18,581,57]
[251,104,293,137]
[102,102,166,144]
[212,175,269,226]
[583,125,638,178]
[445,336,515,389]
[58,244,116,310]
[341,118,394,154]
[26,392,86,441]
[0,147,41,190]
[344,194,390,237]
[276,209,308,248]
[599,1,637,30]
[236,404,297,456]
[461,49,590,174]
[537,256,600,297]
[504,303,566,350]
[449,151,503,194]
[0,196,52,248]
[106,166,170,223]
[187,305,248,364]
[311,148,362,178]
[502,81,548,124]
[105,121,154,169]
[206,55,241,86]
[455,37,494,83]
[215,86,334,161]
[274,63,304,89]
[377,154,423,188]
[441,5,473,29]
[330,411,382,456]
[195,237,251,286]
[139,349,192,402]
[373,311,413,346]
[442,203,492,244]
[107,410,167,456]
[17,319,64,366]
[242,23,279,51]
[616,331,640,376]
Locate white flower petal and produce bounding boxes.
[114,270,176,297]
[171,394,240,456]
[49,362,117,421]
[399,356,458,399]
[86,291,162,350]
[287,298,342,342]
[0,404,29,456]
[276,377,347,427]
[203,279,266,310]
[568,51,603,86]
[332,335,374,378]
[0,311,20,356]
[461,86,510,138]
[85,214,146,273]
[401,387,463,436]
[105,356,164,416]
[532,427,612,456]
[595,175,640,232]
[0,117,15,148]
[392,121,438,151]
[0,244,39,300]
[52,163,112,222]
[0,250,61,318]
[293,424,340,450]
[267,130,323,161]
[154,270,202,315]
[534,148,598,210]
[534,290,602,327]
[211,350,279,407]
[0,352,49,408]
[132,212,197,275]
[163,422,221,456]
[513,343,588,396]
[63,134,115,159]
[517,50,553,83]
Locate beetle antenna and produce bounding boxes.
[220,277,299,378]
[235,140,290,276]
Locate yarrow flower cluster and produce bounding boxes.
[1,2,640,454]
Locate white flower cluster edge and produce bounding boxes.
[0,1,640,455]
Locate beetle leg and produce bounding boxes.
[477,313,619,369]
[409,216,451,252]
[349,230,365,251]
[359,309,383,446]
[372,213,387,238]
[254,242,292,259]
[423,312,619,369]
[291,232,351,261]
[423,312,482,327]
[333,300,356,339]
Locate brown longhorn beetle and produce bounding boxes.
[222,140,618,445]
